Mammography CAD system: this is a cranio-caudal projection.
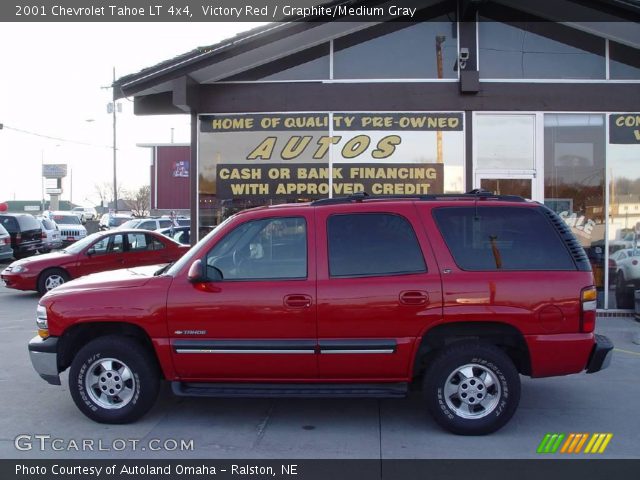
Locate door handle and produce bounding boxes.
[284,294,312,308]
[399,290,429,305]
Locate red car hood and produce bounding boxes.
[43,264,162,297]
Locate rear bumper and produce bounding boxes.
[586,334,614,373]
[28,336,60,385]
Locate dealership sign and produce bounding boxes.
[42,164,68,178]
[609,114,640,144]
[199,113,459,200]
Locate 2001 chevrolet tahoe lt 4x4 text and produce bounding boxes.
[28,193,613,435]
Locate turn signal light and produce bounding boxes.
[581,286,597,333]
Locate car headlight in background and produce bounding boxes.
[36,305,48,338]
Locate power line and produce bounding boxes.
[1,124,112,149]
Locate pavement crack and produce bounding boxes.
[252,403,275,449]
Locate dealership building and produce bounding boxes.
[114,0,640,310]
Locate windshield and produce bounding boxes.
[166,217,233,276]
[64,232,104,254]
[52,214,81,225]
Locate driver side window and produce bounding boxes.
[205,217,307,281]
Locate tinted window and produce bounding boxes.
[159,220,173,228]
[206,217,307,280]
[0,216,19,233]
[17,215,42,231]
[327,214,426,277]
[433,207,576,271]
[478,19,605,79]
[334,18,457,79]
[610,41,640,80]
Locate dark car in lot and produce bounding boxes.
[0,214,43,259]
[0,223,13,261]
[1,229,189,295]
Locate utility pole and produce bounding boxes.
[112,67,118,213]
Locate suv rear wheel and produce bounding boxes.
[69,336,160,424]
[423,342,520,435]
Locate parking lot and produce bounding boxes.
[1,266,639,460]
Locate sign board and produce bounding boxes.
[199,112,463,200]
[24,205,40,211]
[609,114,640,144]
[42,164,68,178]
[46,188,63,194]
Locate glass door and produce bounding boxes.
[473,113,544,202]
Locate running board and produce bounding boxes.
[171,382,408,398]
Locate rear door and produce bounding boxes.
[123,232,174,267]
[315,203,443,380]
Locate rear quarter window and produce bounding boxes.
[433,206,576,271]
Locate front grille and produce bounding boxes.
[60,230,82,238]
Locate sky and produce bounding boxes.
[0,22,263,207]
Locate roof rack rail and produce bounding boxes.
[311,190,527,206]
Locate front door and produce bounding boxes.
[167,213,317,380]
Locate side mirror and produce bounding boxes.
[187,259,205,283]
[86,248,96,256]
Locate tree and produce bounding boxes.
[126,185,151,217]
[94,181,123,208]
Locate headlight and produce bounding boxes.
[12,265,27,273]
[36,305,48,338]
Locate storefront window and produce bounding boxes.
[333,18,457,79]
[475,115,535,170]
[543,114,606,307]
[609,41,640,80]
[197,112,466,238]
[607,114,640,309]
[478,20,606,79]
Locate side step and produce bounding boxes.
[171,382,408,398]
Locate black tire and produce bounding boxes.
[37,268,69,295]
[616,273,634,309]
[38,248,51,254]
[423,342,521,435]
[69,335,160,424]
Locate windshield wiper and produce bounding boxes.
[154,262,174,276]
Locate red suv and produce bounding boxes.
[28,193,612,435]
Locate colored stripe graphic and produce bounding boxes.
[539,433,612,454]
[537,433,565,453]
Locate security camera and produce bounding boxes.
[459,48,470,61]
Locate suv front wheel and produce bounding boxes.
[423,342,520,435]
[69,336,160,424]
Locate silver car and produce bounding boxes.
[0,224,12,261]
[37,217,62,253]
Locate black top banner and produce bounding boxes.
[3,0,638,22]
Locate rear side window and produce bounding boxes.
[0,216,19,232]
[40,219,56,230]
[327,213,426,277]
[433,206,576,271]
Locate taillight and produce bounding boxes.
[2,237,8,245]
[609,259,616,268]
[15,233,21,242]
[581,286,597,333]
